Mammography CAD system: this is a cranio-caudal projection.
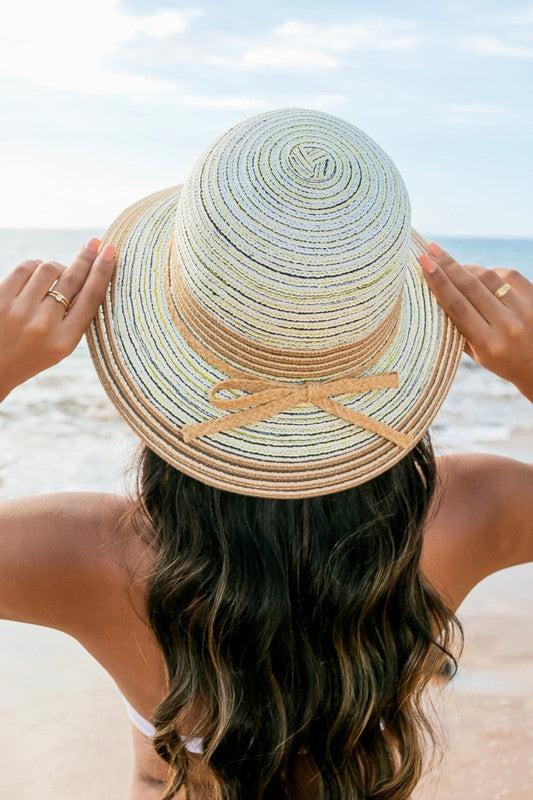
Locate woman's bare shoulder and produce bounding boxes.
[0,490,170,780]
[0,490,136,629]
[421,452,533,611]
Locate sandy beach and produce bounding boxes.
[0,622,134,798]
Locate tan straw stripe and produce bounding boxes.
[166,235,403,379]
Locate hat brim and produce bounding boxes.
[86,184,463,498]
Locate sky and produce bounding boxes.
[0,0,532,236]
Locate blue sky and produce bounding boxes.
[1,0,532,236]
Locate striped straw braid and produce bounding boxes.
[86,109,463,498]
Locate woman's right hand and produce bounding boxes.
[0,238,115,401]
[419,242,533,403]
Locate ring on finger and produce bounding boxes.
[493,283,512,300]
[46,279,72,311]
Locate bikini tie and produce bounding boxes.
[181,372,414,449]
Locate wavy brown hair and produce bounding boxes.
[124,434,462,799]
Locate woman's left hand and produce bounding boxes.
[0,238,115,401]
[419,242,533,403]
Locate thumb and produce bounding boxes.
[463,340,475,360]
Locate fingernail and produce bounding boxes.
[419,253,438,274]
[101,243,115,261]
[86,237,101,253]
[428,241,445,258]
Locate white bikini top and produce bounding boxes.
[122,695,385,755]
[122,695,204,754]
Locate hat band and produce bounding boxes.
[166,236,403,380]
[164,237,412,450]
[181,372,413,449]
[163,269,412,448]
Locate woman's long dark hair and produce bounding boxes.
[124,433,462,799]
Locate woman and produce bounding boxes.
[1,109,532,800]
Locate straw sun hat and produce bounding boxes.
[86,108,463,499]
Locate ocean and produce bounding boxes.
[1,229,532,500]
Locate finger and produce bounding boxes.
[0,259,43,297]
[427,242,510,326]
[463,340,475,358]
[41,237,101,319]
[463,263,487,278]
[464,261,531,298]
[464,265,518,308]
[492,266,533,299]
[19,260,66,305]
[449,268,487,357]
[61,244,116,338]
[419,252,490,342]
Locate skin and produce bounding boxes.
[0,240,532,797]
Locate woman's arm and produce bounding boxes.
[0,240,121,631]
[423,452,533,612]
[0,491,130,629]
[419,242,533,609]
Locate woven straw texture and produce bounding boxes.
[86,109,463,498]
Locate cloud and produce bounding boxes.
[459,5,533,59]
[210,48,339,70]
[0,0,203,96]
[173,94,269,110]
[477,3,533,27]
[512,4,533,25]
[460,34,533,59]
[275,18,423,52]
[443,103,509,124]
[209,15,423,72]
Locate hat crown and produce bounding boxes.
[172,108,411,356]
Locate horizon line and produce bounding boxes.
[0,227,532,241]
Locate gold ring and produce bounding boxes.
[493,283,512,300]
[46,289,72,311]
